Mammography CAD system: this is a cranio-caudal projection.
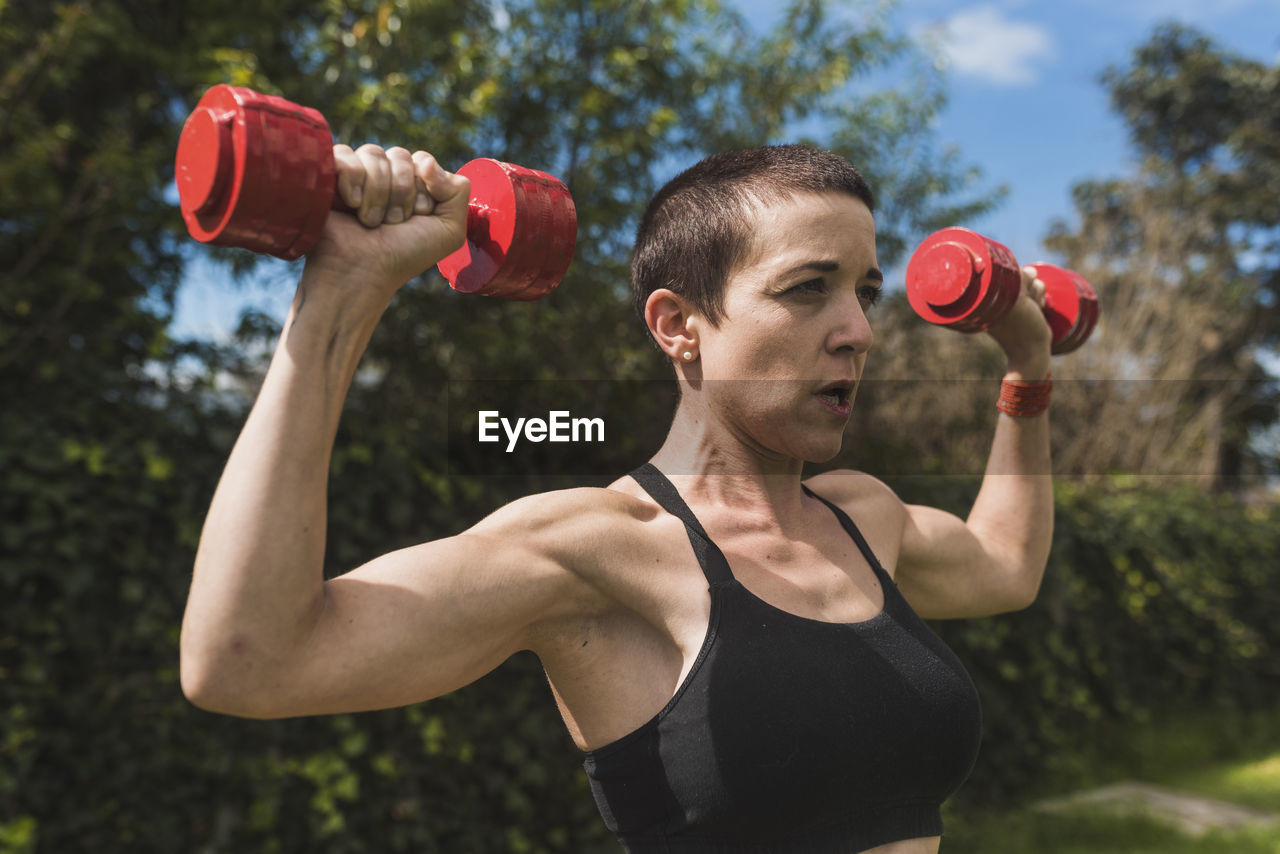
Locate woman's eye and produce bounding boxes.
[860,286,883,308]
[789,278,826,295]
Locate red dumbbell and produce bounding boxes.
[905,227,1099,354]
[174,85,577,301]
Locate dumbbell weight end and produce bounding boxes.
[176,85,334,262]
[904,227,1023,335]
[1028,263,1100,355]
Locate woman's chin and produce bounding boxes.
[792,431,848,465]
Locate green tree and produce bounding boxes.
[1042,24,1280,486]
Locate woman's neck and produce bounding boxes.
[648,396,809,528]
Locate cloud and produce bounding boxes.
[931,5,1056,87]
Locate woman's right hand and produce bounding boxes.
[304,144,472,308]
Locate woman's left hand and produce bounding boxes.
[985,266,1053,379]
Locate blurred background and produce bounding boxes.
[2,1,1278,851]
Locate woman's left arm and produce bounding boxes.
[894,266,1054,619]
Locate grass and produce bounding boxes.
[1165,750,1280,813]
[941,809,1280,854]
[939,709,1280,854]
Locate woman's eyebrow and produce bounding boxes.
[779,260,840,277]
[778,261,884,283]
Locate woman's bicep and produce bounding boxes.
[263,531,583,718]
[895,503,1031,620]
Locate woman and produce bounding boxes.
[181,142,1054,853]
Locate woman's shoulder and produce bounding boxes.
[803,468,905,510]
[461,481,697,645]
[803,469,910,571]
[470,482,660,533]
[466,482,669,574]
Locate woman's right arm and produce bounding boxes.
[179,146,603,718]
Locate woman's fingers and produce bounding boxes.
[384,146,416,224]
[411,151,437,216]
[333,144,364,209]
[335,147,465,225]
[330,144,470,231]
[354,143,392,227]
[1022,266,1047,308]
[413,151,471,218]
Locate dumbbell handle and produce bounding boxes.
[175,85,576,300]
[905,227,1099,354]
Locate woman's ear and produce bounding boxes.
[645,288,700,363]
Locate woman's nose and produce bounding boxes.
[828,295,874,354]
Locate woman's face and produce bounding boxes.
[694,191,880,463]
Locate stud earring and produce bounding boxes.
[682,350,696,362]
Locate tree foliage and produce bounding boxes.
[1043,24,1280,485]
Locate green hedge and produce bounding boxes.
[903,476,1280,807]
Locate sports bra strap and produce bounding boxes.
[628,464,735,586]
[802,484,886,572]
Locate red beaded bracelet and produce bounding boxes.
[997,373,1052,417]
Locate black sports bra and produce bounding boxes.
[583,465,982,853]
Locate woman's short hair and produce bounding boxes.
[630,144,874,332]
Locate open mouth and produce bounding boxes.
[815,382,855,413]
[816,387,851,406]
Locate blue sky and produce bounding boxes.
[171,0,1280,341]
[878,0,1280,261]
